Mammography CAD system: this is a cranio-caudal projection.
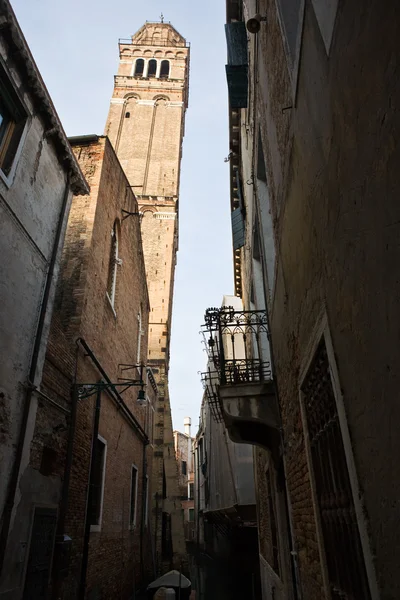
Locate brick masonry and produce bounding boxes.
[32,136,156,598]
[104,22,190,574]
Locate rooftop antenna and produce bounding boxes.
[160,13,164,23]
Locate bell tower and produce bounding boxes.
[105,21,190,571]
[105,23,189,369]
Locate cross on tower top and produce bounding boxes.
[160,13,164,23]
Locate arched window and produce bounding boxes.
[134,59,144,77]
[160,60,170,79]
[147,59,157,78]
[125,112,130,118]
[107,222,120,308]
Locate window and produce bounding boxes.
[181,460,187,476]
[125,112,130,119]
[137,307,143,364]
[148,402,155,444]
[144,474,149,525]
[90,436,107,530]
[0,66,27,180]
[256,130,276,299]
[266,470,280,575]
[188,482,194,500]
[231,169,245,250]
[225,22,248,109]
[160,60,170,79]
[130,465,138,528]
[275,0,305,95]
[188,508,194,523]
[134,58,144,77]
[301,339,371,599]
[162,512,172,559]
[310,0,339,53]
[107,222,120,309]
[147,59,157,78]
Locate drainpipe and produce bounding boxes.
[0,175,72,575]
[51,381,79,598]
[195,438,202,599]
[140,412,147,583]
[78,387,102,600]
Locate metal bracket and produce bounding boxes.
[121,209,141,221]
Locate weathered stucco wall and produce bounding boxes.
[0,32,78,599]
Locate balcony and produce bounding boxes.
[201,307,281,454]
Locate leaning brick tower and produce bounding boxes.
[105,20,190,572]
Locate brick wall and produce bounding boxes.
[103,23,190,576]
[30,136,156,599]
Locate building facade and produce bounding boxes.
[202,1,400,600]
[104,21,190,573]
[193,298,260,600]
[173,418,195,542]
[34,135,155,599]
[0,2,88,597]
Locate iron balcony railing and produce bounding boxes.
[201,307,272,387]
[200,367,223,422]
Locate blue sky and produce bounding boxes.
[12,0,233,434]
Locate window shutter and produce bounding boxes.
[225,22,248,108]
[231,206,245,250]
[232,169,245,250]
[225,22,248,66]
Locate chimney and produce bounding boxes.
[184,416,191,437]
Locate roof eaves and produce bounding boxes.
[0,0,89,195]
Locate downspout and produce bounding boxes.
[140,411,147,583]
[0,174,72,575]
[78,387,102,600]
[51,387,79,597]
[195,437,202,600]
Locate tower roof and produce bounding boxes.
[131,22,187,47]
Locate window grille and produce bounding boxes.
[302,340,371,600]
[107,223,119,307]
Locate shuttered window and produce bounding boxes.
[225,22,248,108]
[231,169,245,250]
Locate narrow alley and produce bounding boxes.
[0,0,399,599]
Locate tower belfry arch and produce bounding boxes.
[104,21,190,572]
